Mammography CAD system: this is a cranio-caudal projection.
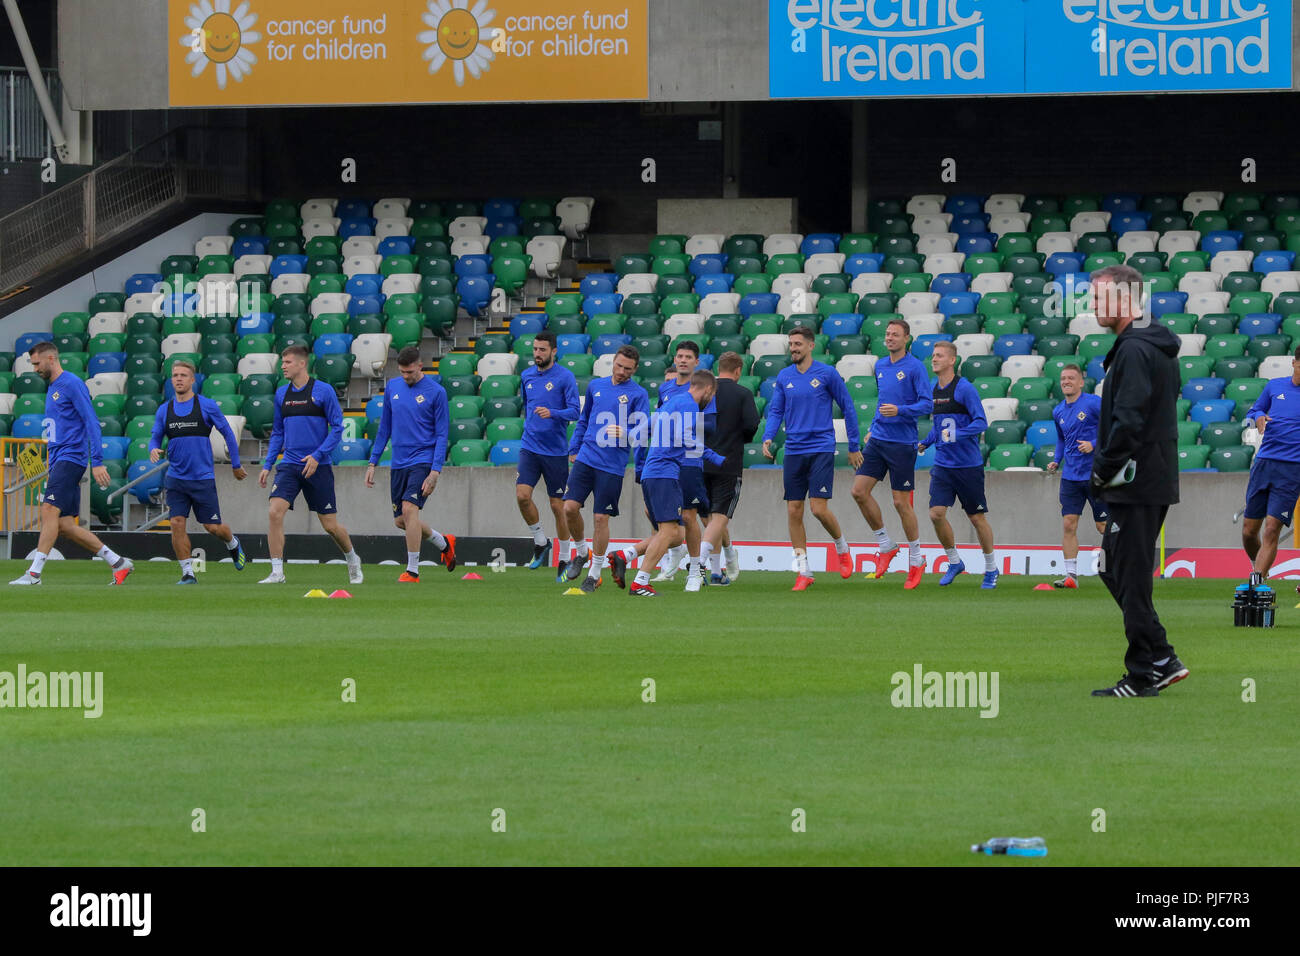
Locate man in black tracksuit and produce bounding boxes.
[1089,265,1190,698]
[701,351,760,584]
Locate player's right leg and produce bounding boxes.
[170,496,196,584]
[515,449,553,569]
[930,470,965,587]
[1056,512,1082,589]
[852,447,898,577]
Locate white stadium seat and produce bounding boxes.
[762,234,802,256]
[86,372,127,397]
[1158,231,1200,255]
[373,198,410,219]
[270,273,309,296]
[905,194,944,215]
[450,236,489,257]
[211,416,244,464]
[195,235,233,257]
[343,255,381,277]
[1176,334,1205,357]
[557,196,594,240]
[662,314,704,337]
[526,236,566,279]
[1001,354,1045,383]
[1177,272,1220,295]
[685,234,723,257]
[804,253,845,277]
[300,198,338,219]
[237,353,278,377]
[311,293,351,316]
[234,254,271,279]
[341,237,379,258]
[912,213,953,236]
[617,274,657,297]
[898,292,940,316]
[161,333,201,358]
[448,216,487,238]
[699,293,741,320]
[1116,232,1158,255]
[835,354,877,379]
[982,398,1019,423]
[1185,291,1230,318]
[375,218,414,240]
[351,333,392,377]
[1260,355,1293,379]
[748,334,788,358]
[915,234,957,257]
[1070,211,1110,235]
[381,274,420,296]
[850,274,891,296]
[1036,232,1078,256]
[984,194,1025,214]
[476,353,518,378]
[87,312,126,336]
[301,219,341,239]
[1182,191,1223,214]
[970,272,1012,295]
[954,334,994,363]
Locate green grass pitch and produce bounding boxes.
[1,558,1296,866]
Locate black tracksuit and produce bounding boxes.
[1092,321,1181,683]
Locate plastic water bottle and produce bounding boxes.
[971,837,1047,857]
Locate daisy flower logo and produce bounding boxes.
[179,0,260,91]
[419,0,496,86]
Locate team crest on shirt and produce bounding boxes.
[1077,411,1086,420]
[810,378,820,388]
[896,371,905,380]
[51,392,59,401]
[618,394,628,404]
[416,395,425,404]
[545,382,554,391]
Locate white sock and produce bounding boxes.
[635,570,650,586]
[834,536,849,554]
[874,528,895,552]
[908,541,923,566]
[795,549,810,577]
[28,551,48,574]
[984,551,996,573]
[180,558,193,576]
[724,544,737,563]
[271,558,284,574]
[700,541,714,571]
[98,545,121,565]
[710,551,722,573]
[528,522,546,546]
[1065,558,1078,576]
[343,548,359,564]
[577,540,590,558]
[945,547,960,564]
[688,560,701,579]
[407,552,420,573]
[428,531,447,551]
[587,553,606,579]
[621,546,638,564]
[226,535,241,552]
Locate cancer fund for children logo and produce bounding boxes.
[419,0,496,85]
[178,0,262,90]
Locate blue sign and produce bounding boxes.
[769,0,1027,98]
[1025,1,1291,93]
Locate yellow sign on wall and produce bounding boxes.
[169,0,648,105]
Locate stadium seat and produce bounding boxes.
[1209,446,1254,472]
[987,444,1034,470]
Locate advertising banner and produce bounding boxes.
[169,0,648,106]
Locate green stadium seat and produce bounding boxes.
[977,292,1018,317]
[972,376,1010,398]
[485,417,525,443]
[450,439,492,465]
[483,396,522,421]
[1178,356,1216,384]
[1205,334,1248,359]
[1201,422,1244,448]
[1017,399,1055,424]
[1209,446,1254,472]
[985,420,1027,447]
[987,444,1034,470]
[480,375,521,400]
[439,354,476,378]
[1177,445,1211,470]
[1195,315,1237,337]
[1247,335,1291,360]
[960,355,1002,379]
[314,354,354,388]
[1158,313,1197,335]
[1214,357,1259,381]
[1078,334,1118,363]
[1009,377,1054,401]
[1032,446,1057,469]
[450,417,485,441]
[753,355,790,379]
[1175,420,1201,447]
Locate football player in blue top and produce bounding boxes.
[516,331,580,573]
[1241,347,1300,589]
[1046,363,1107,589]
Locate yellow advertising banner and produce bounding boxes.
[169,0,648,106]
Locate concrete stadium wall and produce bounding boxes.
[180,466,1252,551]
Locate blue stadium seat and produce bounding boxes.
[1188,400,1235,426]
[739,293,780,317]
[331,439,372,464]
[510,314,546,337]
[485,218,521,239]
[1238,313,1281,337]
[955,234,995,255]
[454,254,493,278]
[582,294,622,317]
[951,214,990,234]
[270,254,308,276]
[911,333,952,360]
[689,254,728,277]
[1149,291,1189,319]
[931,273,971,295]
[698,353,715,371]
[801,234,840,256]
[759,377,778,402]
[457,277,494,317]
[993,333,1034,359]
[821,314,863,337]
[844,253,885,276]
[100,436,132,460]
[348,294,385,316]
[593,334,631,357]
[231,238,266,258]
[125,273,164,296]
[944,195,984,216]
[1102,194,1140,214]
[1181,377,1226,401]
[377,236,414,257]
[1085,356,1107,381]
[579,273,617,296]
[556,334,590,356]
[88,353,126,375]
[339,218,377,238]
[484,198,518,219]
[1253,251,1295,274]
[345,274,382,297]
[1110,211,1151,234]
[938,292,980,316]
[237,313,274,336]
[490,439,522,466]
[365,395,385,420]
[15,332,52,355]
[1200,231,1241,254]
[1025,420,1057,450]
[1045,252,1086,276]
[313,334,353,356]
[11,414,45,439]
[337,199,372,219]
[694,273,735,296]
[127,459,164,504]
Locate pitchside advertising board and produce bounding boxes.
[769,1,1293,97]
[168,0,648,105]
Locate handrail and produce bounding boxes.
[2,464,47,496]
[106,460,167,502]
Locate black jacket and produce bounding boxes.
[704,378,760,477]
[1092,322,1181,506]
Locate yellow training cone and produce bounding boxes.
[304,589,328,598]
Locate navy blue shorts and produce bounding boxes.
[929,465,988,516]
[1244,457,1300,526]
[856,438,917,492]
[43,459,84,518]
[516,448,568,499]
[783,451,835,501]
[391,465,432,514]
[167,478,222,523]
[563,459,623,517]
[679,466,710,514]
[643,478,683,530]
[270,462,337,514]
[1060,478,1109,522]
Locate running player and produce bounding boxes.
[851,318,933,589]
[1046,363,1107,589]
[701,351,758,585]
[364,345,456,581]
[917,341,998,588]
[258,346,363,585]
[9,342,134,586]
[1240,347,1300,588]
[561,345,650,592]
[147,359,248,583]
[762,327,862,591]
[517,330,579,573]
